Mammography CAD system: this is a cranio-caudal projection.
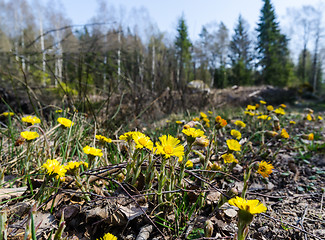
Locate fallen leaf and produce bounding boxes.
[0,187,27,201]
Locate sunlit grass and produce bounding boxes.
[0,101,323,238]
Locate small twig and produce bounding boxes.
[185,169,231,199]
[26,22,113,48]
[321,191,324,212]
[27,125,50,157]
[304,217,325,224]
[246,191,286,199]
[299,206,308,240]
[190,169,241,182]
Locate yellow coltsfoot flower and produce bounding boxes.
[1,112,14,117]
[83,145,103,157]
[234,120,246,128]
[96,135,112,143]
[226,139,241,152]
[266,105,274,111]
[154,135,184,158]
[65,161,88,171]
[203,117,210,124]
[182,127,205,138]
[280,104,287,108]
[229,196,267,240]
[132,132,153,150]
[306,113,315,121]
[57,117,74,128]
[119,131,136,141]
[257,115,271,120]
[215,116,227,128]
[244,111,255,116]
[228,196,267,215]
[22,115,41,125]
[192,117,200,121]
[185,160,193,168]
[42,159,66,179]
[221,153,238,164]
[274,108,285,115]
[231,129,241,140]
[20,131,39,141]
[200,112,207,118]
[246,105,256,111]
[280,129,289,139]
[98,232,117,240]
[257,161,274,178]
[306,114,312,121]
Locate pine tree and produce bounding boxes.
[175,15,192,89]
[229,15,252,86]
[256,0,292,87]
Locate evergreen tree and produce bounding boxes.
[256,0,292,86]
[175,15,192,89]
[229,15,252,86]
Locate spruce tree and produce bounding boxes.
[256,0,292,87]
[229,15,252,86]
[175,15,192,89]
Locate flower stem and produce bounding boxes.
[236,220,249,240]
[178,142,193,184]
[241,164,253,198]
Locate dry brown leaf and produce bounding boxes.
[0,187,27,201]
[44,193,66,211]
[119,202,148,221]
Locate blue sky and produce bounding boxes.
[59,0,323,41]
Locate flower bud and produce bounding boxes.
[228,187,238,197]
[183,121,196,129]
[301,133,314,141]
[273,117,280,131]
[265,130,278,138]
[211,162,221,171]
[116,173,125,182]
[304,108,314,114]
[204,220,214,237]
[195,136,209,147]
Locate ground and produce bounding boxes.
[0,85,324,240]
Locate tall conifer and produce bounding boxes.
[175,15,192,89]
[256,0,292,86]
[229,15,252,86]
